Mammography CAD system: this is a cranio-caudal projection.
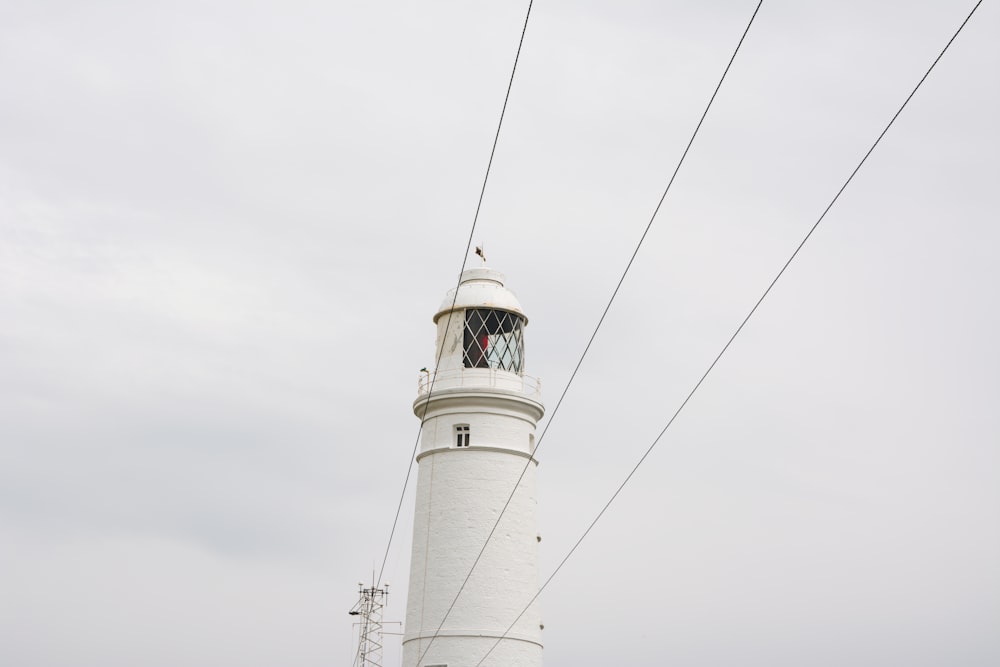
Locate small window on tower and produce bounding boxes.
[455,424,470,448]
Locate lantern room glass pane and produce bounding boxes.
[463,308,524,373]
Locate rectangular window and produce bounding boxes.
[455,425,470,448]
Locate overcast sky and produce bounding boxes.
[1,1,998,665]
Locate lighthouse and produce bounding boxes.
[402,265,545,667]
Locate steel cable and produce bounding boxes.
[473,2,984,663]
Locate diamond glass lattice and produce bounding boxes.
[463,308,524,373]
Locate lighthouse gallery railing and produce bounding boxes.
[417,367,541,398]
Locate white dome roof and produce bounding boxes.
[433,266,527,324]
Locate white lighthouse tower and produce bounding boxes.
[402,265,545,667]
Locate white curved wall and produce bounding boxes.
[402,444,543,667]
[405,269,543,666]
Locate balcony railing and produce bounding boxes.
[417,367,541,398]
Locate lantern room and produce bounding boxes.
[462,308,524,372]
[425,266,534,392]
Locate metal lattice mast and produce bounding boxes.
[349,582,388,667]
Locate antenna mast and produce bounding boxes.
[349,581,389,667]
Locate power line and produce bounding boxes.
[415,3,763,664]
[473,2,984,664]
[374,0,536,589]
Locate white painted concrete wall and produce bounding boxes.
[402,447,542,667]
